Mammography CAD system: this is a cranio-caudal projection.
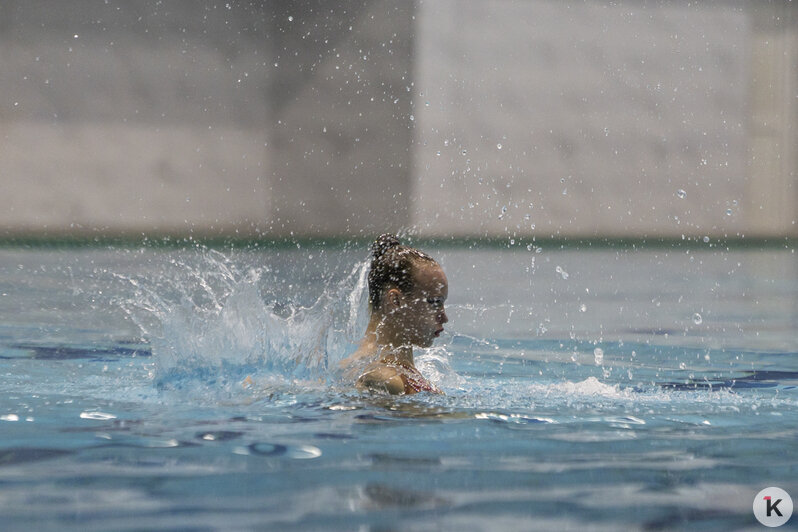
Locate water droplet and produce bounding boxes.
[676,189,687,199]
[461,149,467,156]
[725,208,732,216]
[288,15,293,21]
[496,143,502,150]
[702,236,710,243]
[409,114,414,121]
[579,303,587,313]
[593,347,604,365]
[555,266,569,280]
[692,313,703,325]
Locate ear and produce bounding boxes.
[384,288,403,309]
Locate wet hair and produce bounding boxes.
[368,233,436,309]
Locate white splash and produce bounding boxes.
[116,249,370,394]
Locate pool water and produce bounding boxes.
[1,245,797,531]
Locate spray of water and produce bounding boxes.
[114,248,371,397]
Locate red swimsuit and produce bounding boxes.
[395,364,442,394]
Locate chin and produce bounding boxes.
[418,337,435,348]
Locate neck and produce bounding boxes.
[365,313,415,367]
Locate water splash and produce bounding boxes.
[115,248,370,396]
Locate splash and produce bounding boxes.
[115,248,370,396]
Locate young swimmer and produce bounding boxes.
[341,234,449,395]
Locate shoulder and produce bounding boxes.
[356,363,406,395]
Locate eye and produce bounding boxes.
[426,297,444,308]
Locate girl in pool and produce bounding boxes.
[341,234,449,395]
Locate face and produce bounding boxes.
[393,262,449,347]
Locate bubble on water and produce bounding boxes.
[692,313,703,325]
[593,347,604,365]
[555,266,569,280]
[676,189,687,199]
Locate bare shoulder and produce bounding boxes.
[356,363,405,395]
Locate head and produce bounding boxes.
[368,234,449,347]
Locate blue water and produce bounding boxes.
[1,245,797,531]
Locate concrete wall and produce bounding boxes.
[746,0,798,237]
[0,1,273,235]
[269,0,415,235]
[412,0,752,238]
[0,0,795,240]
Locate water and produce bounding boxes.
[1,244,797,531]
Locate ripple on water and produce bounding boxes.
[79,411,117,420]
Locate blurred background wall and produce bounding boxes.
[0,0,795,240]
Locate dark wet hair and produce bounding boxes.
[368,233,436,309]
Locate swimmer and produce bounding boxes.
[340,234,449,395]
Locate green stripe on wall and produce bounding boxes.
[0,233,795,251]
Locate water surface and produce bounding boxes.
[1,245,796,530]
